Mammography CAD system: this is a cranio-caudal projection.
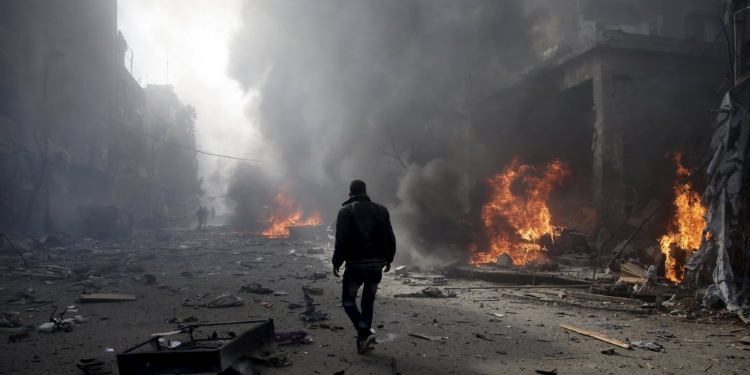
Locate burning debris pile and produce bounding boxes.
[658,153,708,283]
[261,183,323,238]
[224,166,324,240]
[472,159,571,265]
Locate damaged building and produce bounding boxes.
[0,1,200,235]
[1,1,750,374]
[470,0,725,243]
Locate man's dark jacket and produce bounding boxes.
[332,195,396,269]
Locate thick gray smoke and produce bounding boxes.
[225,1,551,264]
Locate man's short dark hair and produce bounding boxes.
[350,180,367,195]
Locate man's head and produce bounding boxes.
[349,180,367,197]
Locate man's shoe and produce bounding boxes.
[357,335,377,354]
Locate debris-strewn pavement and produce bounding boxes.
[1,229,749,374]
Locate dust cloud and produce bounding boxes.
[224,1,554,264]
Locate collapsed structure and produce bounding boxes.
[465,0,748,321]
[469,0,724,243]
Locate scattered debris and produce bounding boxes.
[80,294,136,303]
[566,292,642,306]
[306,247,324,254]
[394,266,408,276]
[241,283,273,294]
[631,341,664,352]
[408,332,445,341]
[299,292,329,322]
[594,320,626,329]
[76,358,112,375]
[306,323,344,331]
[302,286,324,295]
[38,322,57,333]
[206,293,244,308]
[274,331,313,346]
[116,320,275,374]
[475,333,493,341]
[560,324,632,349]
[138,274,157,285]
[394,287,456,298]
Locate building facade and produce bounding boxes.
[0,1,193,234]
[470,0,726,243]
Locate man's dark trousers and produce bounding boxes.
[341,264,383,338]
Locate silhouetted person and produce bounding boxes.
[195,207,206,229]
[332,180,396,354]
[211,206,215,220]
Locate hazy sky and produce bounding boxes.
[118,0,262,213]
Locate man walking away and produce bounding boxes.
[332,180,396,354]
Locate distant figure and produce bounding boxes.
[332,180,396,354]
[195,207,206,229]
[211,207,215,220]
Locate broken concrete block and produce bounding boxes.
[302,286,324,295]
[427,275,446,285]
[241,282,273,294]
[496,253,514,267]
[206,293,244,308]
[394,266,408,276]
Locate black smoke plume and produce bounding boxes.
[224,1,551,264]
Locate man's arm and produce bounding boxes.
[385,210,396,265]
[332,208,349,272]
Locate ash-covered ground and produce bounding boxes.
[1,224,748,375]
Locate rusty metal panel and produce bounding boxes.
[116,320,274,375]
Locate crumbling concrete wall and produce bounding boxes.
[470,30,724,243]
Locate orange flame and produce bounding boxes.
[658,153,707,282]
[472,159,571,264]
[261,184,323,238]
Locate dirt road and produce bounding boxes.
[1,230,748,374]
